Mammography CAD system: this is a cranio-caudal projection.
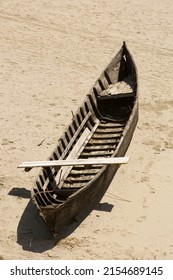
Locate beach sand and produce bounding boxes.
[0,0,173,259]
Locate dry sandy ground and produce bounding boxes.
[0,0,173,260]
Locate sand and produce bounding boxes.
[0,0,173,260]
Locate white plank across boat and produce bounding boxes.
[18,157,130,169]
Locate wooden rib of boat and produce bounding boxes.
[28,42,138,234]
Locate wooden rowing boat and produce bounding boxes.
[19,42,138,234]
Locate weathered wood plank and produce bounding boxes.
[62,182,86,188]
[96,127,123,133]
[70,169,99,175]
[65,176,91,182]
[80,151,114,157]
[98,123,125,128]
[92,133,122,139]
[18,157,129,169]
[84,144,114,151]
[98,92,134,100]
[88,138,118,145]
[56,127,91,184]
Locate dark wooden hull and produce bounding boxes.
[31,42,138,234]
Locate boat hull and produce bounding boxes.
[31,42,138,234]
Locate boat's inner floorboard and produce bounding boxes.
[59,115,128,191]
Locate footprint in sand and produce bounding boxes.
[137,216,146,223]
[2,139,14,145]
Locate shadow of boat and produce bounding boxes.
[17,194,114,253]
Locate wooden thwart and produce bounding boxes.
[18,157,130,169]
